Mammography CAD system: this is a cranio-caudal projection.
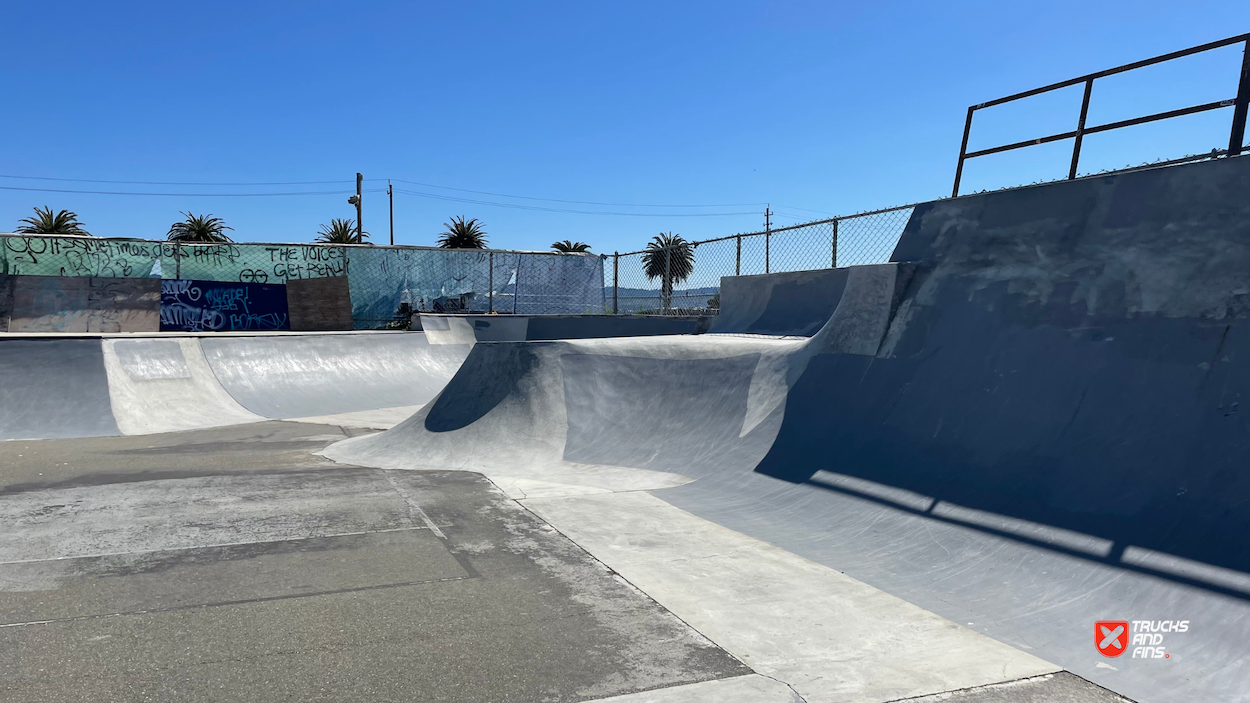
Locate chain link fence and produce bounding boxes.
[607,205,915,315]
[0,235,605,329]
[1,203,914,326]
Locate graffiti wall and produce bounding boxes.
[0,235,606,328]
[160,279,290,332]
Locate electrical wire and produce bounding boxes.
[0,174,371,186]
[395,186,755,216]
[0,171,838,219]
[390,178,763,208]
[0,185,386,197]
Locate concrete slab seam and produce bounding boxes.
[381,469,447,539]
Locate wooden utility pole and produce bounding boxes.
[356,173,363,239]
[388,180,394,245]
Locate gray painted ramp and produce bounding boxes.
[0,338,120,440]
[200,333,470,418]
[669,157,1250,703]
[326,156,1250,703]
[709,268,849,336]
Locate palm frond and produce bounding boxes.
[437,216,488,249]
[315,218,368,244]
[15,206,90,235]
[551,240,591,253]
[166,212,234,243]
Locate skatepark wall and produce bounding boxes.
[757,154,1250,577]
[421,313,710,344]
[0,236,606,328]
[3,274,160,333]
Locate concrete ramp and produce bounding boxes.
[324,334,804,492]
[102,338,262,435]
[200,333,469,419]
[0,338,120,440]
[325,156,1250,703]
[0,332,471,439]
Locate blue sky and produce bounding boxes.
[1,1,1247,252]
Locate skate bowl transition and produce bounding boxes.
[2,155,1248,702]
[324,156,1250,703]
[0,332,471,440]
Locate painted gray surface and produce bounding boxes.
[709,268,849,336]
[0,338,120,440]
[663,157,1250,703]
[200,332,470,418]
[899,673,1130,703]
[328,156,1250,703]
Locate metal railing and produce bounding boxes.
[953,33,1250,197]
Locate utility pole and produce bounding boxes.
[764,205,772,274]
[388,180,394,246]
[348,173,363,240]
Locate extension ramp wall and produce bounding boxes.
[707,268,850,336]
[420,313,709,345]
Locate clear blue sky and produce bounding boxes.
[2,1,1247,252]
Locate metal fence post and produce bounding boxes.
[488,251,494,313]
[513,253,520,314]
[612,252,619,314]
[174,243,181,279]
[735,235,741,276]
[830,219,838,268]
[663,244,671,314]
[1069,79,1094,179]
[952,105,975,198]
[1230,38,1250,156]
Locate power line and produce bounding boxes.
[390,178,763,208]
[0,185,386,197]
[0,171,840,219]
[0,174,370,186]
[395,186,755,216]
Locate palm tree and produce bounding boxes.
[437,216,487,249]
[551,240,591,253]
[316,218,368,244]
[641,232,694,311]
[15,206,90,235]
[167,212,234,242]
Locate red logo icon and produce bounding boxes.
[1096,621,1129,657]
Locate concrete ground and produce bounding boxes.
[0,422,748,702]
[0,421,1133,703]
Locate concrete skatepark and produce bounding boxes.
[3,156,1249,701]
